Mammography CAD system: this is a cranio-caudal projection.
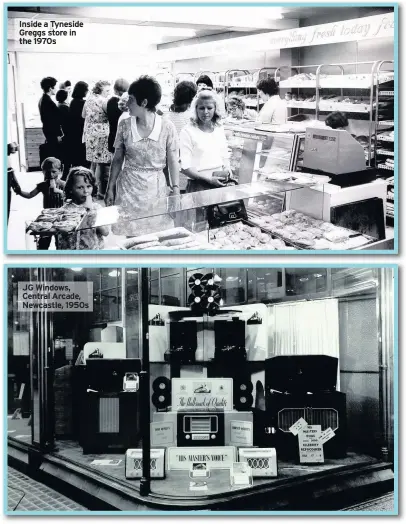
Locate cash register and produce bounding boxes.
[286,126,387,240]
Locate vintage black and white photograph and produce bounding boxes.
[6,5,396,252]
[6,266,397,513]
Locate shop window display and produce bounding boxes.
[7,266,396,512]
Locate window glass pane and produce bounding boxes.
[161,268,180,278]
[125,269,140,358]
[100,288,120,322]
[331,268,378,296]
[150,278,159,305]
[247,268,283,301]
[101,269,120,291]
[161,273,181,306]
[218,269,246,305]
[285,268,327,296]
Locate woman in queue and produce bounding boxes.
[82,80,111,198]
[105,76,180,236]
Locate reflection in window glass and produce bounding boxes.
[150,278,159,305]
[219,269,246,305]
[331,268,378,296]
[285,268,327,296]
[247,269,283,301]
[126,269,140,358]
[161,272,181,306]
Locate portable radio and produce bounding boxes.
[177,412,225,446]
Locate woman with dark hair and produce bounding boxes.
[38,76,63,161]
[196,74,213,90]
[59,80,72,94]
[69,81,89,168]
[325,111,349,130]
[105,75,180,236]
[256,78,287,125]
[82,80,111,198]
[165,80,197,192]
[107,78,130,154]
[167,80,197,134]
[56,89,71,178]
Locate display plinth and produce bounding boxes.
[8,433,394,512]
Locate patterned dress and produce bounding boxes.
[112,115,179,236]
[56,201,106,250]
[83,94,111,164]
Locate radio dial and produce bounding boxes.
[186,435,190,439]
[211,435,216,439]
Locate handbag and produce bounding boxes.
[207,178,247,228]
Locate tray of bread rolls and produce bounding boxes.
[248,210,375,250]
[118,227,212,251]
[26,207,87,235]
[208,220,295,251]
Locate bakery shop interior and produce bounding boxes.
[7,5,396,253]
[7,266,396,510]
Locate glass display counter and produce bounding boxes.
[24,124,391,251]
[72,179,379,252]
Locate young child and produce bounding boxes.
[7,142,22,224]
[18,157,65,250]
[56,166,109,250]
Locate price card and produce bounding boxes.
[151,421,175,447]
[289,417,308,436]
[319,427,336,445]
[230,420,253,446]
[298,425,324,463]
[230,462,253,488]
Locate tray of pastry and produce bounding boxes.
[208,220,295,251]
[258,171,331,185]
[117,227,212,251]
[248,210,375,250]
[26,208,87,235]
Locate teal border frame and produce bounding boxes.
[4,263,399,515]
[3,2,399,255]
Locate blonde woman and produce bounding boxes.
[179,89,230,194]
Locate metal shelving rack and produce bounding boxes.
[224,68,251,103]
[374,60,395,170]
[279,60,395,167]
[373,60,395,223]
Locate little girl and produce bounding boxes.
[19,157,65,250]
[56,167,109,250]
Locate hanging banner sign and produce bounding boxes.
[157,13,395,61]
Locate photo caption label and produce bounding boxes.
[18,281,93,312]
[15,19,85,45]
